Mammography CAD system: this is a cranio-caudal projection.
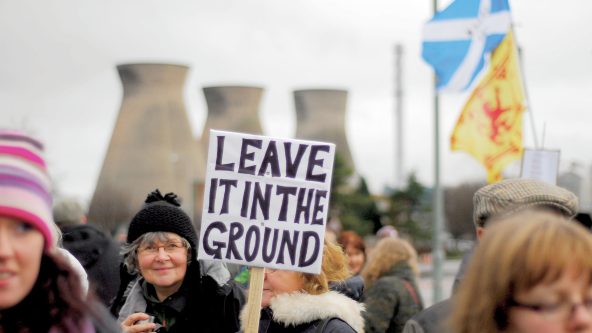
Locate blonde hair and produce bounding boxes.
[451,210,592,333]
[299,239,351,295]
[361,237,418,288]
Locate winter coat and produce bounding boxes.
[330,275,364,301]
[401,299,451,333]
[241,291,365,333]
[362,262,423,333]
[2,305,120,333]
[110,260,245,333]
[61,224,121,304]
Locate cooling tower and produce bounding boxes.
[293,89,355,170]
[191,86,264,227]
[199,86,264,152]
[88,63,200,233]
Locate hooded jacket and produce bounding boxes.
[241,291,365,333]
[362,262,423,333]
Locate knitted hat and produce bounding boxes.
[127,189,197,257]
[473,178,579,227]
[0,129,54,249]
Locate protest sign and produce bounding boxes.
[198,130,335,274]
[520,148,560,185]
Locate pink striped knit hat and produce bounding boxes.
[0,129,54,249]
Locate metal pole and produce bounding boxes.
[431,0,445,304]
[395,44,404,188]
[516,42,539,149]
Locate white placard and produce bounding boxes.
[197,130,335,274]
[520,149,560,185]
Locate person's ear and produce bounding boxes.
[475,226,485,241]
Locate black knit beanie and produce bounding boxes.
[127,189,198,258]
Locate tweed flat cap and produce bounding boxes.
[473,178,578,227]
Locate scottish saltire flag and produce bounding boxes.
[422,0,512,92]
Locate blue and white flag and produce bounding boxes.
[422,0,512,92]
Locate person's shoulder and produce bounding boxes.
[88,300,123,333]
[198,259,231,285]
[405,298,452,333]
[369,274,408,294]
[413,298,451,318]
[322,317,357,333]
[329,275,364,301]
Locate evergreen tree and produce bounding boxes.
[386,173,432,245]
[329,153,381,236]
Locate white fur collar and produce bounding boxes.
[241,291,365,333]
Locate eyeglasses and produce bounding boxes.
[138,241,186,255]
[509,298,592,321]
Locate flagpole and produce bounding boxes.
[513,27,539,149]
[431,0,445,304]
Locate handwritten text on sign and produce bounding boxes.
[197,130,335,274]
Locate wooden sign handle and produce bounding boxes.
[244,267,265,333]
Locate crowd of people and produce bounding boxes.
[2,128,592,333]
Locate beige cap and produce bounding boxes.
[473,179,579,227]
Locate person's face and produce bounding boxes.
[507,268,592,333]
[261,268,304,308]
[137,232,188,300]
[345,245,365,275]
[0,216,44,309]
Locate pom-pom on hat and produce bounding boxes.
[0,129,54,249]
[127,189,197,257]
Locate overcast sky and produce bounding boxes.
[1,0,591,205]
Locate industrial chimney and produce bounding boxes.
[88,63,199,233]
[293,89,355,171]
[193,85,264,227]
[199,85,264,152]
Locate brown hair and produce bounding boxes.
[300,240,351,295]
[361,237,418,288]
[337,230,366,256]
[0,250,103,332]
[451,210,592,333]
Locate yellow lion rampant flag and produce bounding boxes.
[450,31,526,183]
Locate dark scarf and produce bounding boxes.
[141,280,187,331]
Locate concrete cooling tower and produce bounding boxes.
[293,89,355,171]
[88,63,200,233]
[200,85,264,151]
[193,86,264,227]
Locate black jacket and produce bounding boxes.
[61,224,121,305]
[110,260,245,333]
[330,275,365,301]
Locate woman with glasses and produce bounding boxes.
[451,210,592,333]
[110,190,245,333]
[240,240,365,333]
